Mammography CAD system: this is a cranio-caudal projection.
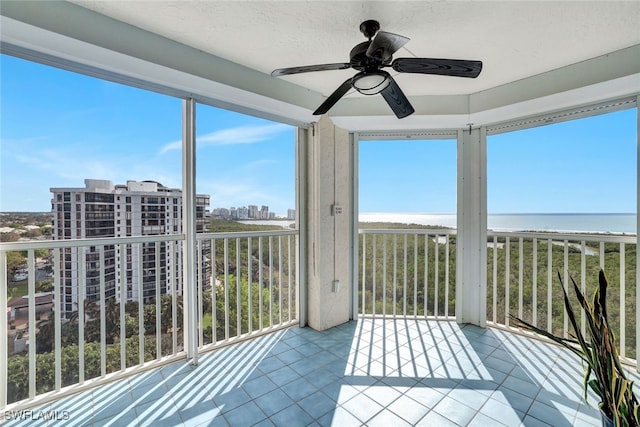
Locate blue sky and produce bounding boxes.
[1,55,295,214]
[1,54,637,214]
[360,108,637,214]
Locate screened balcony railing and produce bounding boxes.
[358,229,457,319]
[486,231,637,361]
[195,230,299,348]
[359,228,638,363]
[0,229,298,410]
[2,226,636,409]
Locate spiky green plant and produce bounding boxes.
[510,270,639,427]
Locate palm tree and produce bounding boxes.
[160,294,183,333]
[103,298,120,344]
[35,315,54,353]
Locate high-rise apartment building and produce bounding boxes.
[51,179,210,316]
[260,205,269,220]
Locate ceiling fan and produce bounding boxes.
[271,20,483,119]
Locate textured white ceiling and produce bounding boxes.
[71,0,640,98]
[2,1,638,129]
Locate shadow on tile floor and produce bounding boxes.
[3,319,610,426]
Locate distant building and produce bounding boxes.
[237,206,249,219]
[212,204,295,221]
[248,205,258,219]
[260,205,269,220]
[51,179,210,316]
[212,208,230,219]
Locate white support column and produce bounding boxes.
[0,252,6,410]
[305,115,352,331]
[296,127,309,327]
[636,96,639,372]
[182,98,198,363]
[456,127,487,326]
[350,132,359,320]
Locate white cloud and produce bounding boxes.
[10,142,181,191]
[159,123,290,155]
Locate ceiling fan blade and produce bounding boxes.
[380,76,415,119]
[271,63,351,77]
[391,58,483,78]
[313,78,353,115]
[366,31,410,61]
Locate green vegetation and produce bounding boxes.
[0,212,52,243]
[0,212,51,228]
[358,223,637,359]
[487,237,636,358]
[5,248,52,302]
[9,335,178,402]
[9,294,185,403]
[359,224,456,317]
[203,219,297,339]
[201,274,294,343]
[8,282,28,301]
[8,271,295,404]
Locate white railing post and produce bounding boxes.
[99,246,106,377]
[518,238,523,319]
[155,242,162,358]
[505,237,510,326]
[236,238,242,334]
[620,242,626,357]
[532,238,538,327]
[278,236,283,324]
[492,236,497,323]
[248,237,253,332]
[78,248,85,384]
[119,244,126,370]
[197,240,203,347]
[224,238,230,339]
[54,249,61,390]
[28,250,36,398]
[372,235,377,316]
[425,234,429,317]
[211,238,217,345]
[547,238,553,333]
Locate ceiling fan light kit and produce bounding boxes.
[352,71,391,95]
[271,20,483,119]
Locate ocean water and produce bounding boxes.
[359,213,637,234]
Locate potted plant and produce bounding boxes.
[510,269,639,427]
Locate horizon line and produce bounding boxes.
[360,212,636,216]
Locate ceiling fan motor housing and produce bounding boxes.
[349,41,391,71]
[359,20,380,39]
